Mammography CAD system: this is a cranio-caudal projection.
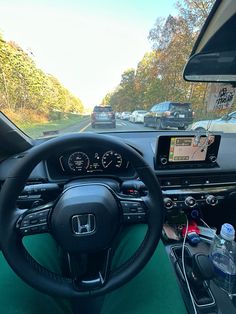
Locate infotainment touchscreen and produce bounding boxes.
[169,136,215,162]
[156,134,220,169]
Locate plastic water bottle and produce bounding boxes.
[209,223,236,294]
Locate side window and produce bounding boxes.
[159,104,165,111]
[163,103,169,111]
[161,104,166,111]
[156,104,161,111]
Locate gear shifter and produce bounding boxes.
[186,253,215,306]
[188,253,215,286]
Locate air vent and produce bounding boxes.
[158,173,236,188]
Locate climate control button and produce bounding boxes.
[164,198,174,209]
[206,195,218,206]
[185,196,196,208]
[160,157,168,165]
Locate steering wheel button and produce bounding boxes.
[120,201,130,209]
[123,214,132,222]
[137,207,145,213]
[39,217,47,223]
[137,214,146,222]
[30,219,39,225]
[30,226,39,232]
[38,211,48,217]
[130,208,137,213]
[21,219,30,226]
[40,225,48,231]
[130,202,139,208]
[21,223,30,228]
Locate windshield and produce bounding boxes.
[0,0,235,138]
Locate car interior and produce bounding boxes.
[1,0,236,314]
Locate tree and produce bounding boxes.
[176,0,215,30]
[0,33,83,122]
[103,0,216,119]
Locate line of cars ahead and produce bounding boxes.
[115,101,194,130]
[91,102,194,129]
[90,103,236,132]
[117,106,236,133]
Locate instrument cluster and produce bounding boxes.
[59,149,130,174]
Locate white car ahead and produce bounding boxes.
[130,110,147,123]
[191,111,236,133]
[121,112,131,120]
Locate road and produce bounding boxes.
[60,118,155,134]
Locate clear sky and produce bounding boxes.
[0,0,176,109]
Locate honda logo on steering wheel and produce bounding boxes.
[71,214,96,235]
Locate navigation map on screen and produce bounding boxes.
[169,136,215,162]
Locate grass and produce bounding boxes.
[19,115,89,138]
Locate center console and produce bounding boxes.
[167,242,236,314]
[152,134,236,313]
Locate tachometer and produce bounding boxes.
[68,152,90,172]
[102,150,122,169]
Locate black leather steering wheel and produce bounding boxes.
[0,133,164,298]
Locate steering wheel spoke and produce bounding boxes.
[16,202,53,236]
[118,196,148,224]
[66,248,112,291]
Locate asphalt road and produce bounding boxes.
[60,118,155,134]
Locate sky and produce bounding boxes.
[0,0,176,109]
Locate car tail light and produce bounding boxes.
[163,111,171,116]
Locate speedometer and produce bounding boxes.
[68,152,90,172]
[102,150,122,169]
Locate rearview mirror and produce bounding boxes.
[183,4,236,84]
[183,50,236,83]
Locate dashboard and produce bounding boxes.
[1,130,236,224]
[45,134,221,181]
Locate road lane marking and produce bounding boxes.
[79,122,91,133]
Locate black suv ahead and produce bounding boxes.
[144,102,193,130]
[91,105,116,128]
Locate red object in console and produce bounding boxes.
[182,220,200,237]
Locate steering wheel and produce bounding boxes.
[0,133,164,298]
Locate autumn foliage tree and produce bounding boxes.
[0,35,83,123]
[103,0,215,120]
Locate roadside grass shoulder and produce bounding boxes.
[20,115,89,138]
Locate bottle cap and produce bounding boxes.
[220,223,235,241]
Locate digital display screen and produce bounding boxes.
[169,136,215,162]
